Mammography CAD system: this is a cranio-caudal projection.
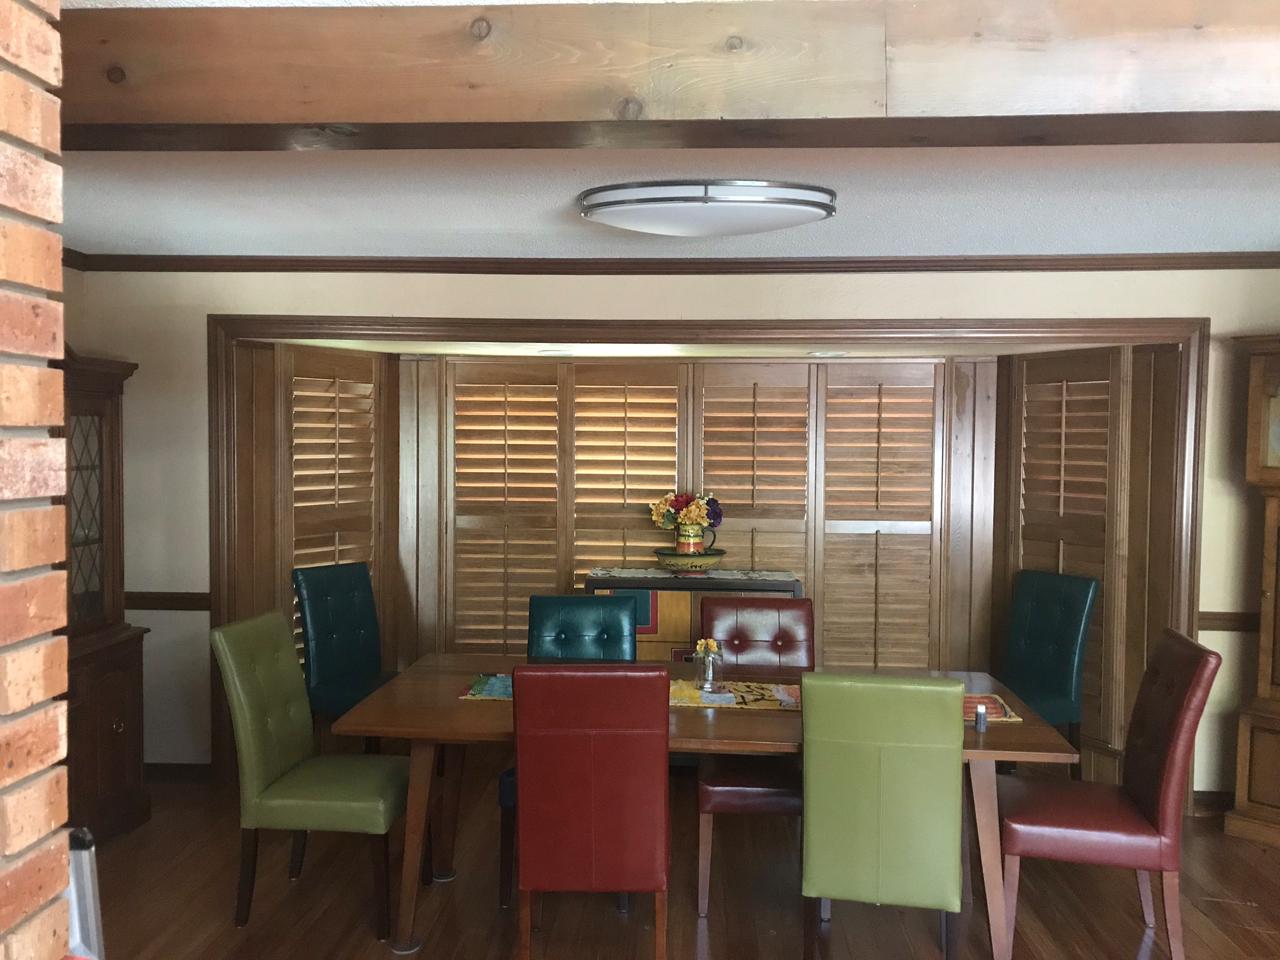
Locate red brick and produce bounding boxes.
[0,142,60,223]
[0,895,68,960]
[0,701,65,790]
[0,831,66,933]
[0,219,61,293]
[0,437,64,499]
[0,767,64,857]
[0,0,61,87]
[0,291,62,359]
[0,572,65,649]
[0,366,61,427]
[0,636,65,715]
[0,72,59,155]
[0,507,64,572]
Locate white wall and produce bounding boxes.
[63,267,1280,782]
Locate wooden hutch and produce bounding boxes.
[60,349,150,840]
[1225,337,1280,847]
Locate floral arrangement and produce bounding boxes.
[695,637,721,660]
[649,491,724,530]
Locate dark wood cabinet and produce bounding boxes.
[1226,338,1280,848]
[60,350,150,841]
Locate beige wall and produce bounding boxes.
[63,267,1280,783]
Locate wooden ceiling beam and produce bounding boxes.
[60,2,1280,148]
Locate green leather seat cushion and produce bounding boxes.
[248,754,410,834]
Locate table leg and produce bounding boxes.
[392,741,437,955]
[969,759,1009,960]
[430,744,466,881]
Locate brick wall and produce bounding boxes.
[0,0,68,957]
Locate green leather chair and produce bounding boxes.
[999,569,1098,744]
[211,611,410,939]
[801,672,964,958]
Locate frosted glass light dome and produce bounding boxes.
[577,180,836,238]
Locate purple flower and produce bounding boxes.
[706,497,723,528]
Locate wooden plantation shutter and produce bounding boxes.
[289,351,380,572]
[281,345,388,653]
[571,363,682,585]
[696,363,811,589]
[448,361,560,654]
[819,363,942,668]
[1012,349,1121,749]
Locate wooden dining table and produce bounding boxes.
[333,654,1078,959]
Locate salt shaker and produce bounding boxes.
[974,702,988,733]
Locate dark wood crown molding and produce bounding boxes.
[61,112,1280,153]
[60,251,1280,276]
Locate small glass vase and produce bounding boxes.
[698,653,720,692]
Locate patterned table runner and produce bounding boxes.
[460,673,1020,722]
[668,679,800,710]
[964,693,1020,723]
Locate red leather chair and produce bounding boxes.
[999,628,1220,960]
[513,664,670,960]
[696,597,813,917]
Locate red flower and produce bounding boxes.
[669,493,694,512]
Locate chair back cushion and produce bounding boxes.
[802,672,964,912]
[292,562,383,705]
[1001,569,1099,726]
[514,665,669,892]
[210,612,315,821]
[1122,628,1221,848]
[700,597,814,669]
[527,595,637,662]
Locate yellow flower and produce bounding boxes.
[696,638,719,656]
[649,493,673,527]
[677,499,709,527]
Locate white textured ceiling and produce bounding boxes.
[62,144,1280,257]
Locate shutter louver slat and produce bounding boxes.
[452,367,561,654]
[1017,365,1112,742]
[702,383,808,515]
[820,366,937,670]
[571,373,679,588]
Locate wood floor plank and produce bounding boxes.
[97,749,1280,960]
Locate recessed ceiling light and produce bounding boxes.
[808,351,849,358]
[577,180,836,238]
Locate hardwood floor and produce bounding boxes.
[99,746,1280,960]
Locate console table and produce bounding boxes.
[584,567,804,598]
[583,567,804,661]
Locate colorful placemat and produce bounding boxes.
[668,679,801,711]
[964,693,1021,723]
[460,673,512,701]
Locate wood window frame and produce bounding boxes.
[209,313,1208,773]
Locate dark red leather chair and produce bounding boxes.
[513,664,669,960]
[696,597,813,917]
[999,628,1220,960]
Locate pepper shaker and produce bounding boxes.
[974,702,988,733]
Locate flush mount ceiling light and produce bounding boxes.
[577,180,836,238]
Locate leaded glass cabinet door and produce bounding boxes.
[61,351,135,637]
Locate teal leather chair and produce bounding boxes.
[527,594,638,662]
[1000,569,1099,744]
[498,593,639,907]
[211,612,409,939]
[801,672,964,958]
[292,562,394,719]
